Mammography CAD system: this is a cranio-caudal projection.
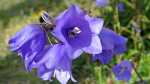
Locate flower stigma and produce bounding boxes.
[69,27,81,38]
[119,66,127,75]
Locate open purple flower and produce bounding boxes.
[93,28,127,64]
[112,60,132,81]
[53,5,104,59]
[8,24,47,70]
[96,0,109,7]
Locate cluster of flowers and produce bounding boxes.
[9,5,132,84]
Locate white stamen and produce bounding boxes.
[69,27,81,38]
[119,66,127,75]
[72,27,81,34]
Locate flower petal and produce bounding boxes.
[24,52,38,71]
[32,44,72,71]
[32,44,63,69]
[9,24,46,52]
[85,15,104,34]
[93,49,113,64]
[83,35,102,54]
[72,49,83,59]
[37,65,53,80]
[55,4,85,22]
[54,70,71,84]
[100,28,127,54]
[56,52,72,71]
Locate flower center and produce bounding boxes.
[68,27,81,38]
[119,66,127,75]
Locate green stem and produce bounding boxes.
[131,62,144,82]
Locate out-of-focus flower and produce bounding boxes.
[8,24,48,71]
[93,28,127,64]
[96,0,109,7]
[117,2,125,12]
[53,5,104,59]
[112,60,132,81]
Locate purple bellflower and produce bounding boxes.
[112,60,132,81]
[53,5,104,59]
[93,28,127,64]
[9,24,48,71]
[8,24,76,84]
[96,0,109,7]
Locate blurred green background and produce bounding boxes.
[0,0,150,84]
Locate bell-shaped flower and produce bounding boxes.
[112,60,132,81]
[53,5,104,59]
[8,24,47,70]
[93,28,127,64]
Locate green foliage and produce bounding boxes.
[0,0,150,84]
